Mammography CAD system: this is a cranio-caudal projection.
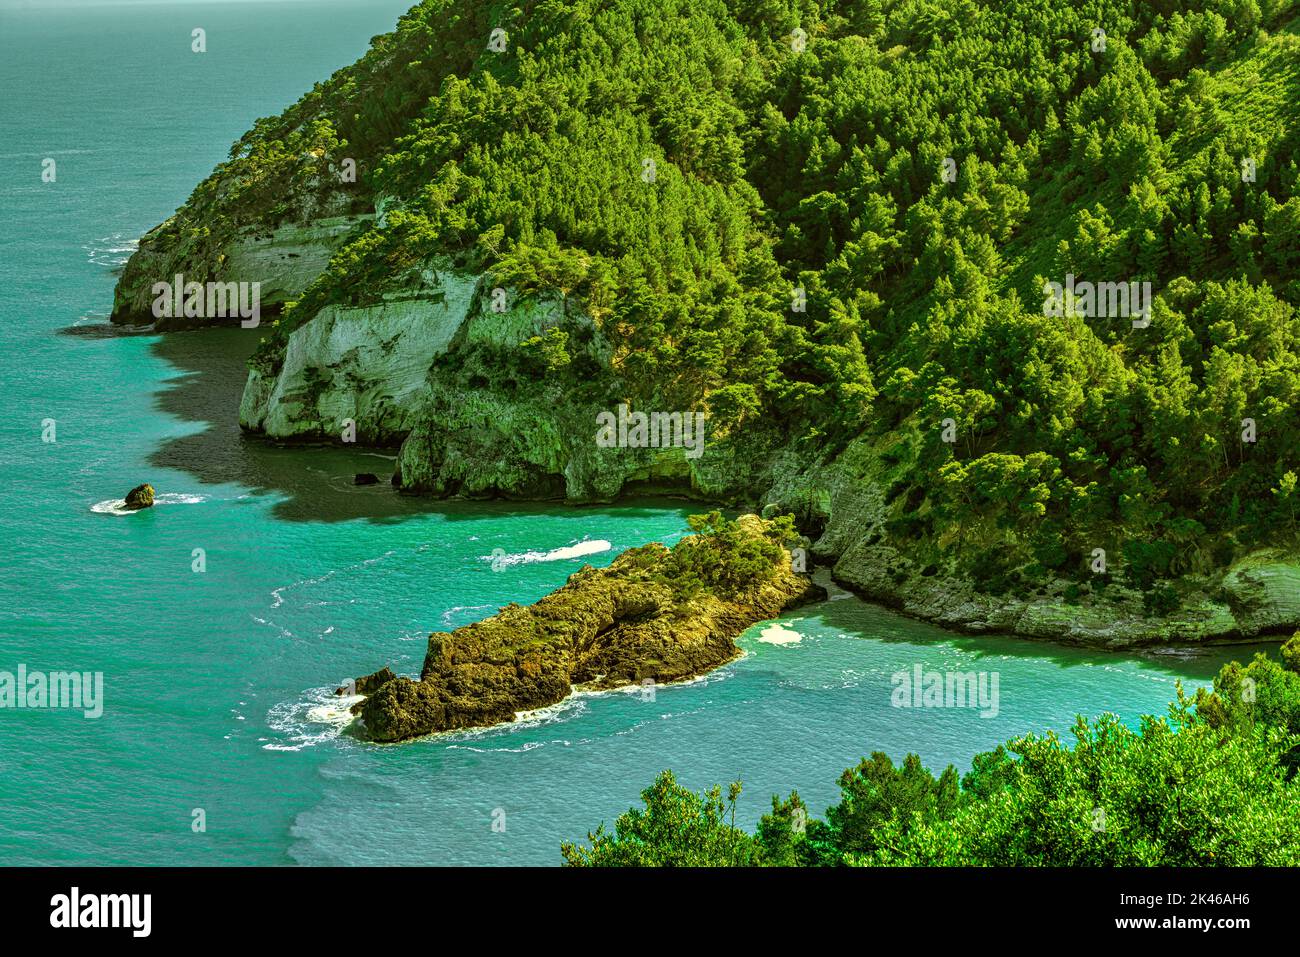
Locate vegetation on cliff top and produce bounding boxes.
[562,633,1300,865]
[131,0,1300,603]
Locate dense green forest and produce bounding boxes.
[560,635,1300,864]
[157,0,1300,597]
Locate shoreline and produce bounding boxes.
[101,309,1295,705]
[124,320,1299,652]
[352,649,753,747]
[338,569,1285,747]
[811,567,1290,654]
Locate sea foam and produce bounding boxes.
[264,687,364,752]
[482,538,611,568]
[757,623,804,645]
[90,492,207,515]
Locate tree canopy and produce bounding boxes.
[563,634,1300,866]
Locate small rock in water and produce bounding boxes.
[336,666,396,697]
[353,473,380,486]
[123,483,155,510]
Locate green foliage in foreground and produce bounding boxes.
[561,633,1300,866]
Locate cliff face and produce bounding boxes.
[828,536,1300,646]
[120,204,1300,643]
[236,254,790,502]
[112,213,371,327]
[389,362,790,503]
[351,514,826,742]
[238,260,478,442]
[761,442,1300,646]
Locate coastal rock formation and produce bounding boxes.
[336,667,396,697]
[111,214,372,329]
[761,441,1300,646]
[238,261,481,442]
[123,484,154,510]
[351,515,825,742]
[237,256,785,501]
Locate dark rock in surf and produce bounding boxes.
[336,666,397,697]
[123,483,155,510]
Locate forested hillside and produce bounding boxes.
[117,0,1300,617]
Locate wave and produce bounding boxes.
[458,657,738,749]
[84,233,138,268]
[269,549,396,609]
[481,538,611,569]
[272,680,594,753]
[249,615,294,640]
[443,696,593,752]
[264,686,363,752]
[272,646,743,752]
[89,492,207,515]
[0,149,100,160]
[756,622,804,645]
[441,603,494,627]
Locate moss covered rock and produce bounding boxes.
[123,484,155,510]
[353,515,825,742]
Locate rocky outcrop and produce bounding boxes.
[123,484,154,510]
[111,213,371,328]
[336,667,396,696]
[757,447,1300,646]
[1219,556,1300,637]
[238,262,478,442]
[239,258,786,501]
[350,515,825,742]
[827,539,1221,647]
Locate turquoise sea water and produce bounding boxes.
[0,1,1276,866]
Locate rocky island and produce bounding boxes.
[345,513,824,742]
